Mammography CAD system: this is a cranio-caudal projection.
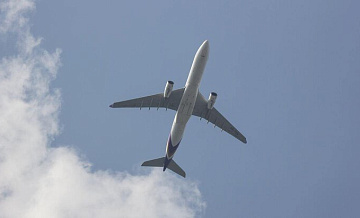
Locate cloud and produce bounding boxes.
[0,0,34,33]
[0,1,206,217]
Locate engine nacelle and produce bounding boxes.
[163,81,174,98]
[207,92,217,109]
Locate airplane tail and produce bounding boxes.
[141,157,186,178]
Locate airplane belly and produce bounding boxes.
[178,86,198,116]
[166,86,198,158]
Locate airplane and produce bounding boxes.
[109,40,247,178]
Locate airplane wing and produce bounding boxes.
[109,88,185,111]
[192,92,247,143]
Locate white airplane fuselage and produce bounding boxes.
[164,40,209,170]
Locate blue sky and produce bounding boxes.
[1,0,360,217]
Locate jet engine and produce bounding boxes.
[164,81,174,98]
[207,92,217,109]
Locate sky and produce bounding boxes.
[1,0,360,217]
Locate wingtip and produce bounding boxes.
[241,138,247,144]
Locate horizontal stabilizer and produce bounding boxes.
[141,157,164,167]
[168,159,186,178]
[141,157,186,178]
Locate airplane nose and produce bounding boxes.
[202,40,209,50]
[199,40,209,57]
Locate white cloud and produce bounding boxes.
[0,0,34,33]
[0,1,206,217]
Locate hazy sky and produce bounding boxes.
[1,0,360,217]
